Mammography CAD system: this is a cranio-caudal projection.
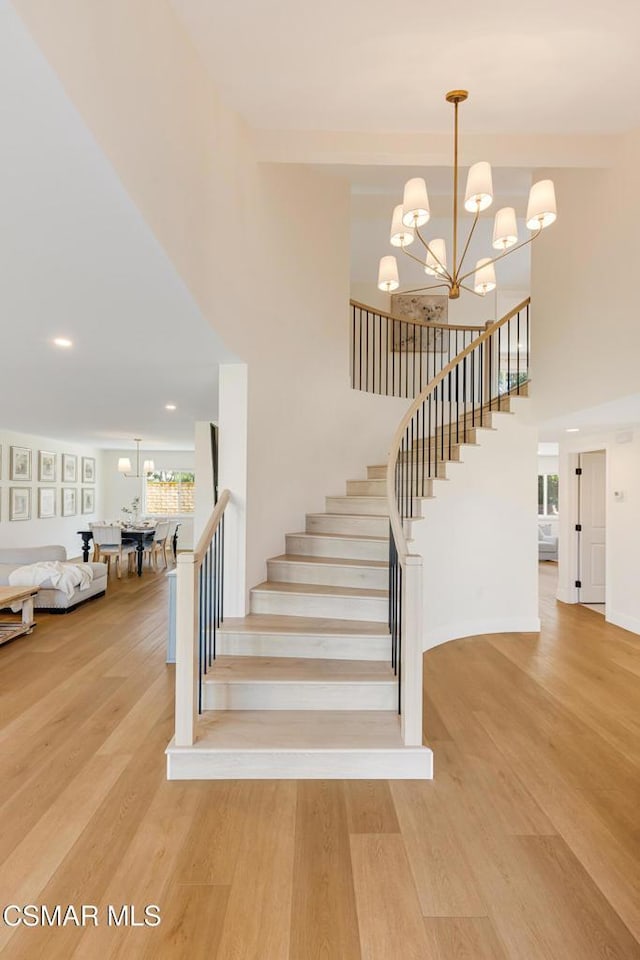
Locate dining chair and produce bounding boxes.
[143,521,171,570]
[89,524,137,579]
[164,520,180,565]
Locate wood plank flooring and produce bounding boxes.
[1,563,639,958]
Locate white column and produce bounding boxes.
[174,552,199,746]
[401,554,424,746]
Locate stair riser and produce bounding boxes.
[326,496,389,516]
[285,534,388,562]
[267,559,387,590]
[217,632,391,661]
[346,479,386,496]
[202,680,396,711]
[367,465,386,480]
[367,464,443,485]
[306,514,390,537]
[167,747,434,780]
[250,590,388,622]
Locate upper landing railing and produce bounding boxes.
[350,299,483,399]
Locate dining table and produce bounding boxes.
[78,524,157,577]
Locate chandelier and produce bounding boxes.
[117,438,155,478]
[377,90,557,300]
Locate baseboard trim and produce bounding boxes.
[424,616,541,650]
[607,609,640,637]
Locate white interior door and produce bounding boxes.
[578,451,606,603]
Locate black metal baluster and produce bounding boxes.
[516,309,521,394]
[463,355,467,442]
[351,303,355,389]
[397,562,402,714]
[392,319,396,397]
[378,311,382,395]
[489,330,493,410]
[507,316,511,396]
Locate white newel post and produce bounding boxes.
[175,551,199,746]
[401,554,424,746]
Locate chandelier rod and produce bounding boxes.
[456,224,542,286]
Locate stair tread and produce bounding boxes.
[219,614,390,636]
[180,710,406,750]
[203,656,394,683]
[289,532,388,543]
[253,581,387,599]
[307,512,390,520]
[269,554,387,569]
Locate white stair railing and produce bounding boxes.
[385,299,531,745]
[174,489,230,747]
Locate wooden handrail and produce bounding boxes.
[350,298,484,333]
[193,489,230,563]
[386,298,530,561]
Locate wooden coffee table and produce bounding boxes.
[0,586,40,646]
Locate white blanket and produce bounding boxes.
[9,561,94,601]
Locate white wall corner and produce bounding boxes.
[218,363,248,617]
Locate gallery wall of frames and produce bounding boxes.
[0,429,103,558]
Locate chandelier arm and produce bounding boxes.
[399,243,431,268]
[457,225,543,285]
[414,224,454,283]
[397,281,450,295]
[454,206,481,280]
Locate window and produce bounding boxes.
[144,470,195,516]
[538,474,559,517]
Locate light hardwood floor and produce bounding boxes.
[1,563,639,958]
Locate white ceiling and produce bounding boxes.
[538,394,640,441]
[170,0,640,134]
[0,1,236,450]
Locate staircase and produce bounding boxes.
[166,460,432,779]
[166,298,531,780]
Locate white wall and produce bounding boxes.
[413,402,540,648]
[557,429,640,635]
[531,141,640,421]
[0,428,102,557]
[101,448,195,548]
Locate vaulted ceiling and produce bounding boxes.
[170,0,640,135]
[0,1,236,449]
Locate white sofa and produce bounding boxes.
[0,545,108,612]
[538,523,558,562]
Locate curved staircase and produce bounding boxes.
[167,299,531,780]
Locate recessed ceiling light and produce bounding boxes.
[566,427,580,433]
[165,403,177,411]
[53,337,73,348]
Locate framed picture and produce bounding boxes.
[38,450,57,482]
[81,487,95,514]
[9,487,31,521]
[38,487,56,519]
[62,454,77,483]
[10,446,32,481]
[390,293,449,352]
[62,487,77,517]
[82,457,96,483]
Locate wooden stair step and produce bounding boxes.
[267,553,387,590]
[250,580,388,622]
[205,655,393,681]
[166,711,433,779]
